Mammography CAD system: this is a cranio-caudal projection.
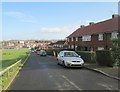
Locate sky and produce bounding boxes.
[2,2,118,41]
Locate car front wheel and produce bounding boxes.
[62,61,67,68]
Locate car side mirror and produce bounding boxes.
[61,55,64,57]
[79,55,81,58]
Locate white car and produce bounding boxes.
[37,50,41,55]
[39,50,47,56]
[57,51,84,68]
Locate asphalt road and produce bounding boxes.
[8,53,119,90]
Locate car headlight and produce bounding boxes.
[80,60,84,63]
[66,61,72,64]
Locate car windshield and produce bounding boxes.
[42,51,46,54]
[64,52,79,57]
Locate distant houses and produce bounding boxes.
[1,40,67,50]
[66,14,120,51]
[48,40,66,49]
[1,40,19,49]
[1,40,51,50]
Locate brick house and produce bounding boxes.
[66,14,120,51]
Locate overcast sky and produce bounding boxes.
[2,2,118,41]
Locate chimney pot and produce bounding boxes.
[80,25,85,28]
[89,22,94,25]
[112,14,119,18]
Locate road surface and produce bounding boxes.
[8,53,119,90]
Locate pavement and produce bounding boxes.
[8,53,119,90]
[84,63,120,80]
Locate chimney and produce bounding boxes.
[112,14,119,18]
[80,25,85,28]
[89,22,94,25]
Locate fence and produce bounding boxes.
[0,54,29,91]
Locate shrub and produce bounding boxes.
[46,49,54,56]
[96,50,114,67]
[111,37,120,66]
[76,51,96,63]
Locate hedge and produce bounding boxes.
[46,48,117,66]
[46,49,54,56]
[96,50,114,67]
[46,48,74,56]
[76,51,96,63]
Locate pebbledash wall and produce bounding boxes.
[66,14,120,51]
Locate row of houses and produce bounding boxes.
[65,14,120,51]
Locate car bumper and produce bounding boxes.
[40,54,47,56]
[66,62,84,67]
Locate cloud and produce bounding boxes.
[40,27,67,32]
[4,11,26,18]
[40,25,79,33]
[21,19,37,23]
[3,11,37,23]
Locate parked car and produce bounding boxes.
[39,50,47,56]
[37,50,41,55]
[31,48,35,53]
[31,50,35,53]
[57,51,84,68]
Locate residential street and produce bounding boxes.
[8,53,119,90]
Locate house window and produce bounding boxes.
[71,37,74,41]
[68,45,70,48]
[76,37,78,41]
[98,34,103,41]
[67,38,69,42]
[111,32,118,39]
[82,35,91,41]
[71,45,74,49]
[98,47,104,50]
[75,45,77,48]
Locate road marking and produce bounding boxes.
[60,75,82,90]
[98,83,115,90]
[47,73,65,90]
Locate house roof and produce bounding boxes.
[49,40,65,45]
[67,16,119,38]
[55,40,65,44]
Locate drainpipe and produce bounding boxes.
[105,32,108,50]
